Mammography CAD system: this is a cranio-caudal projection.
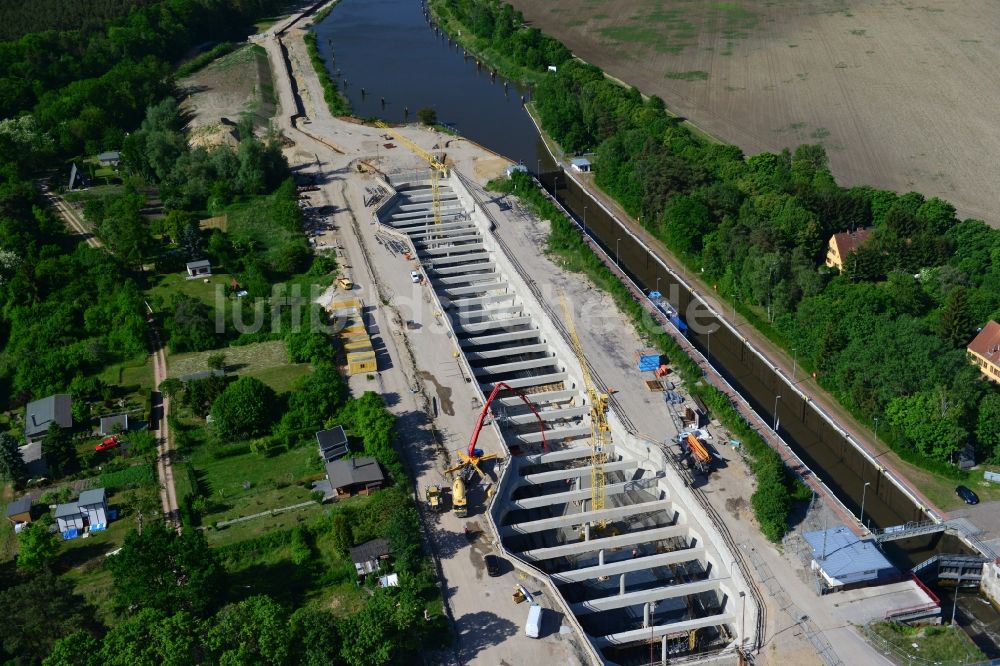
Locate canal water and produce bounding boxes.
[316,0,999,651]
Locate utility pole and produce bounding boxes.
[773,395,782,432]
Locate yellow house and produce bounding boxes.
[825,228,873,270]
[968,320,1000,384]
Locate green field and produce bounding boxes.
[868,621,985,664]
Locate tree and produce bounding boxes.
[384,505,421,574]
[416,107,437,125]
[44,630,100,666]
[207,352,227,372]
[886,388,967,461]
[338,586,423,666]
[41,423,78,477]
[290,608,343,666]
[165,295,217,353]
[108,522,223,616]
[97,608,202,666]
[978,393,1000,461]
[0,573,97,663]
[938,287,975,348]
[331,513,352,556]
[0,431,28,485]
[210,376,277,441]
[205,595,291,666]
[128,429,158,459]
[158,377,183,399]
[17,520,60,571]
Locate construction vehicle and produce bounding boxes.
[425,485,443,512]
[373,120,447,225]
[444,381,547,481]
[684,432,712,473]
[512,583,533,604]
[452,476,467,517]
[559,293,609,517]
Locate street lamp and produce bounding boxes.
[772,395,782,432]
[655,276,661,293]
[583,205,588,235]
[536,159,541,176]
[860,481,871,529]
[707,329,712,362]
[873,416,880,445]
[791,347,798,382]
[615,238,622,268]
[732,293,737,326]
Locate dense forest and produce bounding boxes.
[434,0,1000,473]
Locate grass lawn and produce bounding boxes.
[147,271,230,309]
[868,621,985,664]
[168,339,312,392]
[193,444,324,530]
[170,339,288,378]
[0,487,18,563]
[53,489,137,621]
[894,457,1000,511]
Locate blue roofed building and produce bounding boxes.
[804,526,897,590]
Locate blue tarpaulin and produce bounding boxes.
[637,354,661,372]
[62,528,79,540]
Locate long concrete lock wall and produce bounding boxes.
[376,169,758,664]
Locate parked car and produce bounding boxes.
[96,435,120,452]
[955,485,979,505]
[484,553,504,577]
[410,270,422,284]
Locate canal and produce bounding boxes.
[314,0,998,652]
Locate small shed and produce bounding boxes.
[804,526,896,590]
[5,496,33,527]
[316,425,349,463]
[185,259,212,279]
[349,538,390,576]
[570,158,592,173]
[97,150,121,167]
[325,456,384,498]
[99,413,130,436]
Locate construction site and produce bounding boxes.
[369,157,757,663]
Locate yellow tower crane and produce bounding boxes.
[373,120,447,225]
[559,292,608,516]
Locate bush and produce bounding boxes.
[303,33,350,116]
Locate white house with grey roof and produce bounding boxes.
[55,488,109,536]
[24,394,72,443]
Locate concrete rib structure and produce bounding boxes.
[375,170,756,664]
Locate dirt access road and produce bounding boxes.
[511,0,1000,227]
[45,189,181,528]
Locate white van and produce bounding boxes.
[525,603,543,639]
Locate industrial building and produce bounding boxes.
[804,526,896,590]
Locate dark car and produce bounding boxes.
[956,485,979,505]
[484,554,504,577]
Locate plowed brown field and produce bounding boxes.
[509,0,1000,226]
